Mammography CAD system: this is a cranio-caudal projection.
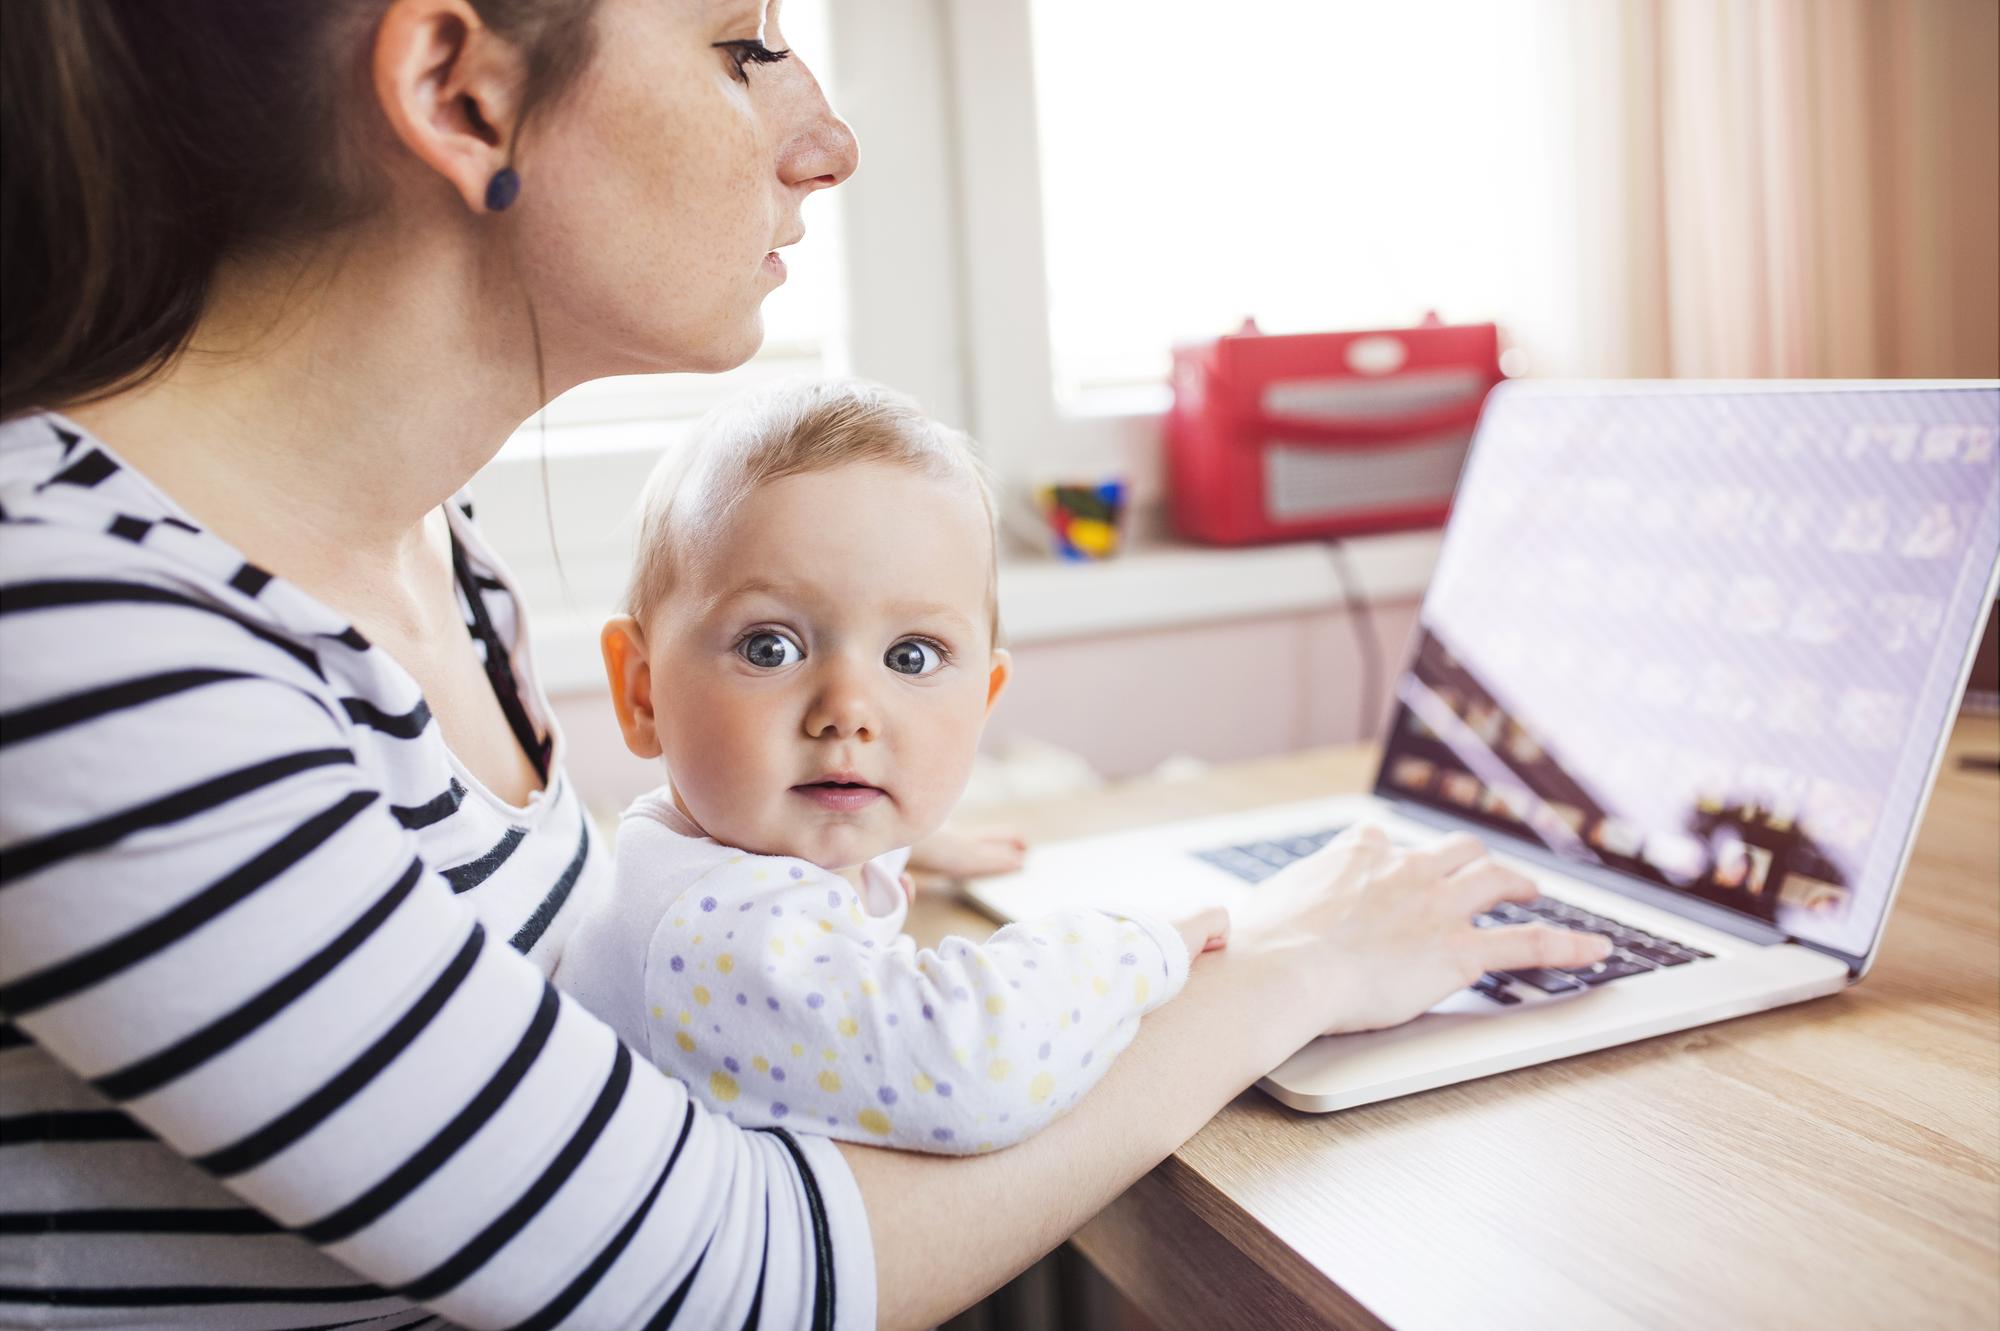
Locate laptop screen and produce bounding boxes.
[1374,383,2000,964]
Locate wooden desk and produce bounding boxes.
[912,716,2000,1330]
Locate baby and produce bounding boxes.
[558,380,1225,1154]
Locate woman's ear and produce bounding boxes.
[372,0,529,213]
[602,616,663,760]
[984,648,1012,716]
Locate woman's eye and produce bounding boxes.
[739,631,803,669]
[884,639,945,677]
[712,38,792,84]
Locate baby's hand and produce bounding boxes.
[907,827,1029,880]
[1173,906,1231,962]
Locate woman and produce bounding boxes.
[0,1,1607,1327]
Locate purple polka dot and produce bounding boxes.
[1071,1009,1081,1023]
[878,1086,898,1104]
[921,1004,934,1021]
[723,1056,740,1073]
[1081,1052,1093,1067]
[772,1067,786,1081]
[864,1054,874,1064]
[826,889,841,907]
[932,1127,954,1142]
[726,931,735,940]
[950,986,970,1001]
[806,993,824,1009]
[814,954,830,964]
[771,1102,789,1118]
[740,902,753,912]
[1119,952,1137,965]
[1023,959,1038,970]
[767,997,781,1011]
[1009,980,1021,989]
[669,956,684,973]
[1032,936,1047,947]
[886,1013,899,1026]
[736,993,748,1006]
[862,939,875,949]
[701,896,718,912]
[1038,1042,1051,1060]
[770,906,783,917]
[711,1024,721,1033]
[791,865,806,880]
[826,1116,838,1126]
[999,1113,1010,1123]
[936,1082,953,1098]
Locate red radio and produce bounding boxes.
[1166,318,1505,545]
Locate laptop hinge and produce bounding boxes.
[1379,793,1794,949]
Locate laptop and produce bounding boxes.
[969,380,2000,1112]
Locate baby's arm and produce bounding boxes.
[641,857,1192,1153]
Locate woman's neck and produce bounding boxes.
[64,210,558,583]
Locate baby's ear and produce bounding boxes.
[601,615,663,759]
[984,647,1012,714]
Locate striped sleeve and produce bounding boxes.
[0,587,875,1329]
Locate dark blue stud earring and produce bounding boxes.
[484,166,521,212]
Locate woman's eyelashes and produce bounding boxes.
[713,38,792,84]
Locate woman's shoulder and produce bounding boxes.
[0,412,365,673]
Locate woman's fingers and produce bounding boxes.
[1475,922,1613,973]
[1446,856,1540,915]
[1405,831,1486,880]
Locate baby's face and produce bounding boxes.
[623,461,1008,870]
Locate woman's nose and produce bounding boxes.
[776,57,858,191]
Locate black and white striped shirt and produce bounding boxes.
[0,414,873,1329]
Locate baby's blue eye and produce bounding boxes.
[885,639,944,677]
[740,631,803,669]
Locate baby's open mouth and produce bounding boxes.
[791,780,886,812]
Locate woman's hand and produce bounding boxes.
[1236,823,1612,1036]
[1171,905,1231,962]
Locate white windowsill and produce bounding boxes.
[526,529,1442,697]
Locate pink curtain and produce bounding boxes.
[1570,0,1998,379]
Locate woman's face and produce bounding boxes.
[518,0,856,382]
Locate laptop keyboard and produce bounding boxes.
[1194,828,1714,1003]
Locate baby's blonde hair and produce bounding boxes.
[626,379,1000,635]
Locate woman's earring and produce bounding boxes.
[485,167,521,213]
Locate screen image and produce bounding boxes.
[1376,384,2000,962]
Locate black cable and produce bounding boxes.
[1323,539,1384,740]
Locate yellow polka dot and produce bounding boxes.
[752,1055,769,1072]
[753,868,768,881]
[817,919,834,933]
[953,1047,968,1065]
[860,979,879,997]
[691,934,702,945]
[674,917,686,928]
[912,1072,934,1093]
[791,1042,805,1057]
[770,939,786,956]
[1091,976,1109,997]
[849,904,864,923]
[717,953,734,975]
[1135,976,1149,1004]
[676,1031,696,1054]
[1029,1071,1055,1102]
[984,1034,999,1051]
[977,1141,994,1153]
[710,1070,740,1103]
[858,1108,893,1136]
[1058,1011,1070,1030]
[818,1068,843,1093]
[792,931,807,947]
[678,1011,692,1026]
[692,985,710,1006]
[823,1048,838,1063]
[975,954,993,969]
[650,1005,664,1020]
[1063,931,1082,945]
[987,1058,1010,1082]
[837,1017,859,1038]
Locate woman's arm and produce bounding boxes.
[842,826,1615,1331]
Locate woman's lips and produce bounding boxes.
[791,782,883,812]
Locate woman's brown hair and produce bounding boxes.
[0,0,599,422]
